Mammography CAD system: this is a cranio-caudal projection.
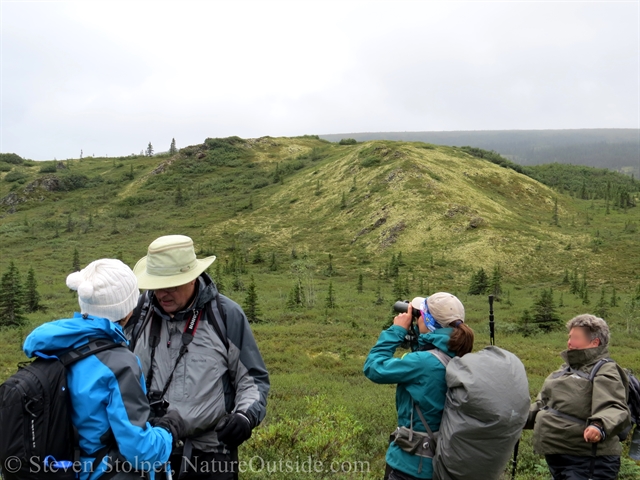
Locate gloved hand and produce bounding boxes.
[215,412,252,448]
[150,410,187,447]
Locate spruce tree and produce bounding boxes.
[72,247,81,272]
[325,280,336,309]
[374,283,384,305]
[595,287,608,318]
[231,271,244,292]
[488,264,502,300]
[286,280,305,308]
[244,275,260,323]
[357,273,364,294]
[252,247,264,264]
[468,267,489,295]
[531,288,561,332]
[146,142,154,157]
[610,286,617,307]
[582,284,590,305]
[388,254,399,278]
[212,262,225,294]
[326,253,334,277]
[169,138,177,155]
[552,197,559,226]
[0,261,26,327]
[570,268,580,295]
[25,266,41,313]
[269,252,278,272]
[392,275,405,300]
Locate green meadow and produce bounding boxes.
[1,137,639,479]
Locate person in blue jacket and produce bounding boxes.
[23,259,186,480]
[364,292,474,480]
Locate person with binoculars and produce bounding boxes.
[364,293,474,480]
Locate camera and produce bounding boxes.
[148,390,170,418]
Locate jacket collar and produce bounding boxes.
[560,345,609,368]
[417,328,455,357]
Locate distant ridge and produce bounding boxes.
[320,129,640,175]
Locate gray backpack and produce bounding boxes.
[429,346,530,480]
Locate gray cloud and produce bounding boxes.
[1,1,638,159]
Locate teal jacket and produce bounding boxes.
[364,325,455,480]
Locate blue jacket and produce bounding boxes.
[364,325,455,479]
[23,313,172,480]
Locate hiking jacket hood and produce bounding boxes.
[23,313,172,480]
[364,325,455,479]
[527,345,630,456]
[128,273,270,453]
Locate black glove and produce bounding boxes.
[215,412,252,448]
[150,410,186,447]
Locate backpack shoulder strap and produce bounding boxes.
[128,291,153,351]
[428,349,452,369]
[58,339,123,367]
[589,358,613,382]
[205,293,229,351]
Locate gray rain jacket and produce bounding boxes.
[126,273,269,452]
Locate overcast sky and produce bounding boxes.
[2,1,639,160]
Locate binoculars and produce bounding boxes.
[393,300,422,319]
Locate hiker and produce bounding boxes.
[363,293,474,480]
[525,314,630,480]
[126,235,270,480]
[22,259,185,479]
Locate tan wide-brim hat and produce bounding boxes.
[133,235,216,290]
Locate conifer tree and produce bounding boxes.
[25,266,41,313]
[531,288,561,332]
[325,280,336,309]
[244,275,261,323]
[72,247,81,272]
[0,261,26,327]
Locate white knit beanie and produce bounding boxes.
[66,259,139,322]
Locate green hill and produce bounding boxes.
[1,136,640,479]
[1,136,638,287]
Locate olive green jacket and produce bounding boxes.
[526,345,630,456]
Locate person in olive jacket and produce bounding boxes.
[526,314,630,480]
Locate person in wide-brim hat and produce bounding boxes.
[133,234,216,290]
[129,234,270,480]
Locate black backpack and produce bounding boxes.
[0,339,123,480]
[586,358,640,441]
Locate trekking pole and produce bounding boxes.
[588,443,597,480]
[488,294,495,346]
[511,439,519,479]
